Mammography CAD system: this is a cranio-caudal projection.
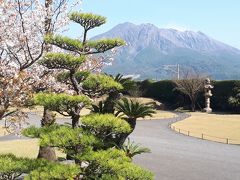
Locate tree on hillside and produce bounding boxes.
[173,72,205,111]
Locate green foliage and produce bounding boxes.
[0,154,80,180]
[0,154,31,180]
[90,101,108,114]
[22,126,42,138]
[140,79,240,112]
[79,149,153,180]
[25,162,80,180]
[112,73,137,92]
[120,138,151,159]
[39,126,101,150]
[115,98,156,120]
[228,84,240,109]
[57,71,90,84]
[44,35,83,53]
[212,80,240,112]
[82,73,123,92]
[87,38,125,53]
[139,80,181,106]
[57,73,123,97]
[81,114,131,136]
[11,10,153,180]
[34,93,91,115]
[0,154,48,180]
[22,125,60,138]
[69,12,106,30]
[40,53,86,70]
[101,73,137,114]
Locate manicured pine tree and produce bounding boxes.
[0,11,154,179]
[38,12,125,129]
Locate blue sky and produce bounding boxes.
[69,0,240,49]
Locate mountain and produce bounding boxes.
[93,22,240,80]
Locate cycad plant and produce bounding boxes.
[104,74,137,114]
[90,100,108,114]
[113,74,136,92]
[115,97,155,145]
[120,138,151,159]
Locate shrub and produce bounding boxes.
[78,149,153,180]
[211,80,240,112]
[139,79,240,112]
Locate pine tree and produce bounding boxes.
[38,12,125,128]
[11,12,154,179]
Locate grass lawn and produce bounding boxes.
[0,139,65,158]
[0,139,39,158]
[172,112,240,144]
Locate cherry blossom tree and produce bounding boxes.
[0,62,33,135]
[0,0,82,160]
[0,0,83,125]
[0,0,82,68]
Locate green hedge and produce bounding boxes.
[211,80,240,111]
[138,80,186,108]
[139,79,240,112]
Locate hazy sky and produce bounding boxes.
[68,0,240,49]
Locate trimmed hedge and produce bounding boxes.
[211,80,240,111]
[139,79,240,112]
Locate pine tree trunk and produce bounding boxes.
[37,146,57,161]
[66,115,80,160]
[104,91,121,114]
[38,107,57,161]
[36,0,56,162]
[72,114,80,129]
[117,118,136,146]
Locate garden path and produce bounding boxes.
[131,112,240,180]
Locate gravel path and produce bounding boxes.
[131,112,240,180]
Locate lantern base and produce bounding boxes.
[203,107,212,113]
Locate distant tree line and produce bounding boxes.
[138,79,240,112]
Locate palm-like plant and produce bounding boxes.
[113,74,136,92]
[90,101,107,114]
[115,98,155,145]
[104,74,136,114]
[115,98,155,128]
[120,138,151,159]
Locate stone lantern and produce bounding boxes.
[203,78,213,113]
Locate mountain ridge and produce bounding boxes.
[93,22,240,80]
